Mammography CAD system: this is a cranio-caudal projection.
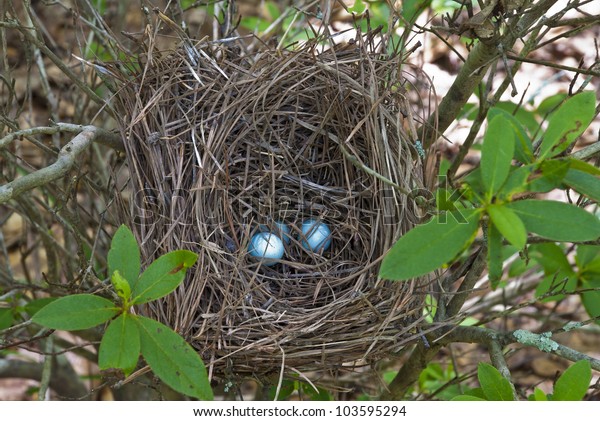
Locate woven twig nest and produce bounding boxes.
[114,29,432,382]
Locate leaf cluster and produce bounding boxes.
[31,225,212,400]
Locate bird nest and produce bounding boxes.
[113,29,433,383]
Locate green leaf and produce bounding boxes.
[132,250,198,305]
[379,209,481,280]
[349,0,367,14]
[487,204,527,249]
[535,272,577,302]
[239,16,271,32]
[401,0,431,22]
[499,165,532,199]
[0,308,13,330]
[530,243,577,301]
[436,188,458,211]
[111,270,131,302]
[108,225,141,288]
[536,93,567,117]
[552,360,591,401]
[563,169,600,202]
[566,158,600,176]
[494,102,539,134]
[266,380,296,401]
[487,223,503,290]
[300,383,334,401]
[481,114,515,196]
[98,313,140,374]
[576,245,600,274]
[507,200,600,242]
[488,107,534,164]
[539,91,596,159]
[462,168,485,201]
[459,103,478,120]
[265,1,280,20]
[580,278,600,325]
[529,243,572,275]
[24,297,58,316]
[532,387,548,401]
[136,316,213,400]
[478,363,514,401]
[32,295,119,330]
[451,395,487,401]
[540,159,570,186]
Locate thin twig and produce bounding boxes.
[420,0,559,148]
[505,54,600,77]
[0,19,112,115]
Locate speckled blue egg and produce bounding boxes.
[248,232,285,266]
[300,219,331,252]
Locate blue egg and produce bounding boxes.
[248,232,285,266]
[300,219,332,252]
[259,221,291,244]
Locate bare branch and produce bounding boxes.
[421,0,561,148]
[0,126,122,204]
[0,19,113,116]
[0,357,89,399]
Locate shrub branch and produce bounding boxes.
[0,125,122,204]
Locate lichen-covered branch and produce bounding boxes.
[511,329,600,372]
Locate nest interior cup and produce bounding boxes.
[114,29,432,382]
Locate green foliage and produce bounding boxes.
[402,0,432,23]
[481,114,515,197]
[111,270,131,303]
[31,225,211,400]
[98,313,140,375]
[32,295,119,330]
[264,378,333,401]
[452,363,513,401]
[487,108,533,164]
[349,0,367,14]
[487,204,526,249]
[529,387,548,401]
[0,307,13,330]
[476,363,514,401]
[453,361,591,401]
[108,224,140,289]
[24,297,58,316]
[266,380,296,400]
[136,315,213,400]
[575,245,600,324]
[536,93,567,117]
[507,200,600,242]
[381,91,599,296]
[379,208,481,280]
[551,360,591,401]
[493,102,539,137]
[528,360,591,401]
[451,394,486,401]
[417,363,462,400]
[530,243,577,302]
[538,92,596,159]
[131,250,198,305]
[563,170,600,202]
